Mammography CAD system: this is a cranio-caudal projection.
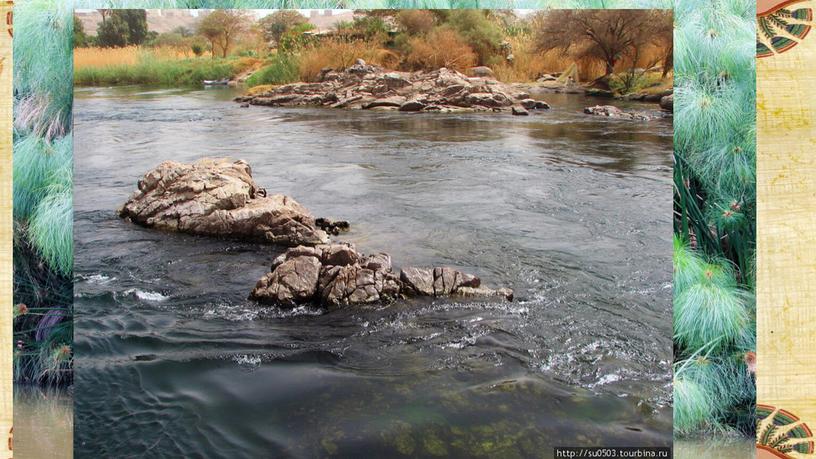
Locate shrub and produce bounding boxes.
[278,23,316,53]
[335,16,390,45]
[297,39,398,82]
[491,35,551,82]
[404,27,477,73]
[446,10,504,65]
[396,10,436,36]
[245,53,300,87]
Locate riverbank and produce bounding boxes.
[74,52,260,87]
[74,47,672,106]
[236,62,672,116]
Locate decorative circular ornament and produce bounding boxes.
[757,0,814,58]
[757,404,816,457]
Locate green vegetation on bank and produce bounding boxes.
[244,53,299,87]
[74,55,256,86]
[75,9,672,93]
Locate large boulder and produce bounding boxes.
[251,244,513,308]
[119,158,331,246]
[251,256,322,306]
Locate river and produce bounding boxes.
[73,85,673,457]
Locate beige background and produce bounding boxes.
[757,21,816,453]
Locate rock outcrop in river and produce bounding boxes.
[119,158,332,246]
[235,60,550,114]
[251,243,513,308]
[583,105,662,121]
[121,159,512,309]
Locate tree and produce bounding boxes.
[173,25,194,37]
[197,10,251,58]
[118,9,148,46]
[94,9,149,48]
[96,13,129,48]
[532,10,659,80]
[73,15,89,47]
[258,10,307,45]
[98,9,112,23]
[651,11,673,77]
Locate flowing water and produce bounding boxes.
[73,85,673,458]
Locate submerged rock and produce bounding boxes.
[583,105,659,121]
[511,106,529,116]
[118,158,333,246]
[585,88,615,98]
[251,243,513,308]
[236,67,549,115]
[520,99,550,110]
[315,217,350,235]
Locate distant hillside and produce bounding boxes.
[74,9,355,37]
[75,10,203,37]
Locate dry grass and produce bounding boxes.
[404,27,477,73]
[298,39,399,82]
[492,36,553,82]
[492,35,671,84]
[74,46,211,70]
[245,84,279,96]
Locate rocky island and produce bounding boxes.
[252,242,513,308]
[235,61,550,116]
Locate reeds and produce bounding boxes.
[13,0,75,386]
[74,47,259,86]
[673,0,756,436]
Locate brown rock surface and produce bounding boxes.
[236,66,549,114]
[119,158,331,246]
[251,256,322,306]
[583,105,661,121]
[251,244,513,308]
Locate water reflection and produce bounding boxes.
[14,386,73,459]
